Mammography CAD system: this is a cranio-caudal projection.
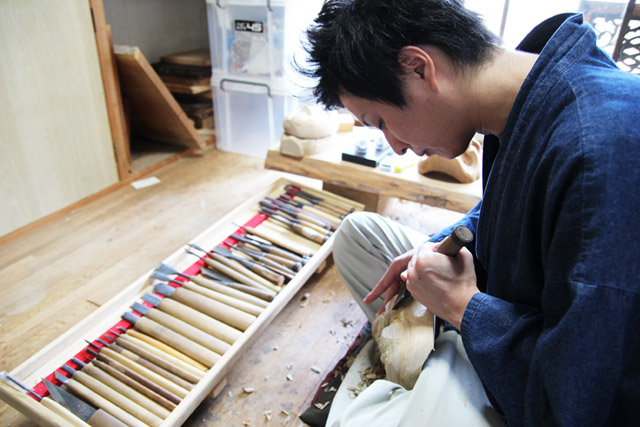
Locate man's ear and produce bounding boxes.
[398,46,438,91]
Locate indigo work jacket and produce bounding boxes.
[431,14,640,426]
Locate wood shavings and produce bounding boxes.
[280,409,290,416]
[301,292,311,301]
[286,364,293,370]
[340,318,354,327]
[264,410,273,421]
[243,421,251,426]
[286,374,295,382]
[347,363,386,399]
[311,365,322,373]
[242,386,255,394]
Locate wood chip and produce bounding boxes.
[286,374,295,382]
[264,410,273,421]
[311,366,322,373]
[243,386,255,394]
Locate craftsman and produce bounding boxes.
[300,0,640,425]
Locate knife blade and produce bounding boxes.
[43,378,128,427]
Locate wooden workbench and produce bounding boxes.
[265,129,482,214]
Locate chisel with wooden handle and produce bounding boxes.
[132,302,231,356]
[156,263,272,306]
[211,245,286,285]
[228,244,297,277]
[189,244,281,291]
[260,202,333,236]
[122,328,208,372]
[260,208,330,245]
[105,331,203,384]
[123,311,220,367]
[86,348,183,405]
[62,364,168,422]
[89,359,177,411]
[142,292,242,345]
[43,378,127,427]
[70,358,173,417]
[199,266,277,301]
[113,329,207,381]
[3,373,93,427]
[153,270,267,313]
[197,267,278,301]
[286,183,357,214]
[231,233,307,265]
[54,372,149,427]
[278,194,344,227]
[87,339,194,391]
[185,249,279,293]
[154,283,256,331]
[90,345,190,399]
[266,197,337,231]
[241,225,316,257]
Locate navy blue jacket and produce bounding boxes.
[432,14,640,426]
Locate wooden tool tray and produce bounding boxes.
[0,178,364,426]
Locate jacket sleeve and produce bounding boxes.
[460,281,640,425]
[427,200,482,243]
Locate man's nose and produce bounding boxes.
[385,134,409,155]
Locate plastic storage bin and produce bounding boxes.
[207,0,323,157]
[212,78,297,158]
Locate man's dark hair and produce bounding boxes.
[300,0,498,108]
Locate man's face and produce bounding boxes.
[339,83,475,159]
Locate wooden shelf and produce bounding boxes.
[265,129,482,213]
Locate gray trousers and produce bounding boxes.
[327,212,504,427]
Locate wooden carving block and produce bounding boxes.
[372,298,435,390]
[418,139,482,183]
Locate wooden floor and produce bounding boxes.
[0,147,368,426]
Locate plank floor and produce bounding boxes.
[0,146,367,426]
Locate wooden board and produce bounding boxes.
[160,50,211,67]
[90,0,131,180]
[114,45,205,149]
[0,177,363,427]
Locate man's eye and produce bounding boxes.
[378,120,386,130]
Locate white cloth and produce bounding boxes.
[327,212,504,427]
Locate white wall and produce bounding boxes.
[0,0,118,236]
[104,0,210,64]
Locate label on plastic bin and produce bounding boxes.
[235,20,264,33]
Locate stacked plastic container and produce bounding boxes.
[207,0,324,158]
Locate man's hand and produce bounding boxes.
[363,248,417,315]
[403,241,479,330]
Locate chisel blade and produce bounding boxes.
[43,377,95,422]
